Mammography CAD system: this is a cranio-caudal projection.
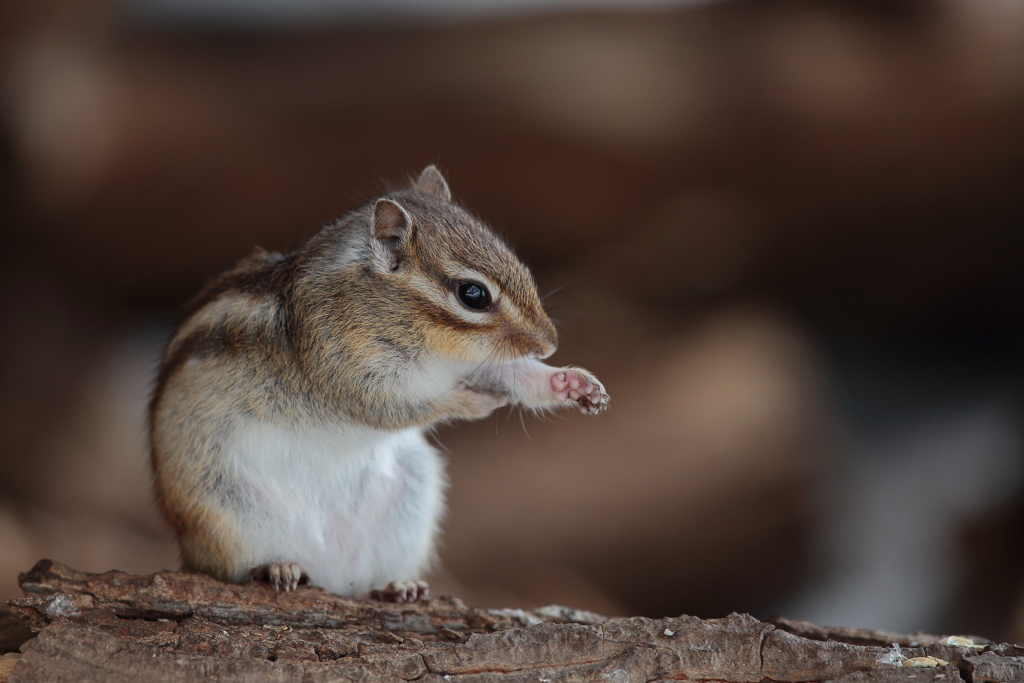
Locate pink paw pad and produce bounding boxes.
[551,370,610,415]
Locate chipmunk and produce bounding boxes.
[149,166,609,601]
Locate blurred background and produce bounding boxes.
[2,0,1024,644]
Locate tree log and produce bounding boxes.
[2,560,1022,682]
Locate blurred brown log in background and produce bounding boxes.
[2,0,1024,643]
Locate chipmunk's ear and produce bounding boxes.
[373,198,412,271]
[414,165,451,202]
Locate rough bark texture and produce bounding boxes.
[2,560,1022,682]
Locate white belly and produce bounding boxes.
[223,420,445,596]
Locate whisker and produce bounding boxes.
[518,406,531,439]
[540,282,586,304]
[540,284,567,304]
[551,308,600,320]
[425,426,453,455]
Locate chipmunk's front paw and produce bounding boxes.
[370,580,429,603]
[552,370,609,415]
[251,562,307,592]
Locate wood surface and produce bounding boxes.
[2,560,1022,682]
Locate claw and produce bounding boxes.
[251,562,307,592]
[370,580,430,603]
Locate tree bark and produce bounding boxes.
[2,560,1022,682]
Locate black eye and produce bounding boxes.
[457,281,491,310]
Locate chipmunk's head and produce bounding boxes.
[362,165,557,365]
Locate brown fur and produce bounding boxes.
[150,167,560,577]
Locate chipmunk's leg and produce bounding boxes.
[164,476,308,592]
[468,358,609,414]
[250,562,308,592]
[370,580,430,603]
[443,382,508,420]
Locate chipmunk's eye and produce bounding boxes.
[457,281,490,310]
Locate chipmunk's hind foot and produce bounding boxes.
[251,562,307,592]
[370,580,429,603]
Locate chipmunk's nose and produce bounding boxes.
[506,313,557,358]
[534,329,557,359]
[534,316,558,359]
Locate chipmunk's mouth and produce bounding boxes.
[458,379,508,398]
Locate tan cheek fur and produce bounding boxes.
[420,321,494,362]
